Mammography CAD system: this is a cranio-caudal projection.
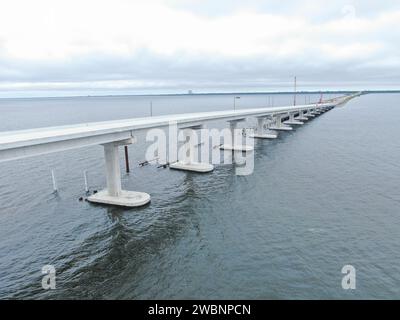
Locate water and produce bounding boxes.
[0,92,399,299]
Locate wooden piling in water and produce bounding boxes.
[83,170,89,193]
[51,169,57,192]
[124,146,130,173]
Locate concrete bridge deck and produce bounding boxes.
[0,93,360,207]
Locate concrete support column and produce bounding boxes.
[276,115,283,128]
[104,143,122,197]
[182,128,196,165]
[169,126,214,173]
[249,117,278,139]
[306,109,315,117]
[284,112,304,125]
[87,137,151,207]
[230,121,236,144]
[220,120,254,152]
[296,110,309,121]
[257,117,264,133]
[269,114,293,131]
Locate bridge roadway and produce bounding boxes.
[0,93,359,207]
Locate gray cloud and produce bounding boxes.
[0,0,399,97]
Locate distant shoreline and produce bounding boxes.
[0,89,399,100]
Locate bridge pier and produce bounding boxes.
[296,110,309,121]
[268,114,293,131]
[169,126,214,173]
[305,109,316,117]
[220,120,254,152]
[249,117,278,139]
[284,112,304,126]
[88,138,151,207]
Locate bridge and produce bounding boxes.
[0,93,360,207]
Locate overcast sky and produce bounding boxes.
[0,0,399,97]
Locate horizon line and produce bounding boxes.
[1,89,400,100]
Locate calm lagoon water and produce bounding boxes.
[0,92,399,299]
